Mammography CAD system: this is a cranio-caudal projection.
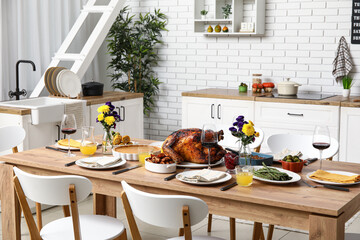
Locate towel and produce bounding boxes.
[58,139,81,148]
[64,101,86,130]
[177,169,226,183]
[332,36,353,82]
[80,157,121,167]
[309,170,360,184]
[273,148,302,161]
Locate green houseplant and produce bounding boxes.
[107,7,167,115]
[342,75,353,98]
[222,4,232,19]
[200,10,208,20]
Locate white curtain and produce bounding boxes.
[0,0,102,101]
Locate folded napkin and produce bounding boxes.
[177,169,226,183]
[273,148,302,160]
[80,157,121,167]
[310,170,360,184]
[58,139,81,148]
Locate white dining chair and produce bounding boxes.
[121,180,225,240]
[0,125,26,153]
[267,134,339,160]
[13,167,127,240]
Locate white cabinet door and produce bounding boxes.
[114,98,144,138]
[182,97,216,128]
[89,103,105,136]
[339,107,360,163]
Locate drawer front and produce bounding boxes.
[255,102,339,127]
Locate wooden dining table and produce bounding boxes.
[0,138,360,240]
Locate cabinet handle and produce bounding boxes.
[287,113,304,117]
[211,104,215,119]
[121,106,126,121]
[116,107,121,121]
[217,104,221,119]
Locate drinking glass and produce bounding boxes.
[312,125,331,170]
[80,126,97,156]
[61,114,77,157]
[201,124,218,169]
[235,165,253,187]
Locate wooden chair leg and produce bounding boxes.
[252,222,264,240]
[179,228,184,236]
[35,202,42,231]
[207,213,212,232]
[230,217,236,240]
[267,224,274,240]
[63,205,71,217]
[114,229,127,240]
[182,206,192,240]
[121,191,142,240]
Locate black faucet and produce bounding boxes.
[9,60,36,100]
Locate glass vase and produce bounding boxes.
[238,141,252,166]
[102,129,113,155]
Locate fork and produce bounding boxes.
[302,180,349,192]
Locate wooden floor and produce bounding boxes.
[2,196,360,240]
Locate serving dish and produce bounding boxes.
[145,160,176,174]
[238,152,273,166]
[280,159,305,173]
[252,166,301,184]
[176,158,224,168]
[112,144,161,161]
[277,78,301,95]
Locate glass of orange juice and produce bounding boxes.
[80,126,97,156]
[236,166,253,187]
[139,148,153,165]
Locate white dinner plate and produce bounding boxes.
[176,170,232,185]
[149,141,164,149]
[177,158,224,168]
[252,166,301,184]
[306,170,360,186]
[55,140,99,151]
[75,156,126,170]
[56,69,81,98]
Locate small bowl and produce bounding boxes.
[280,160,306,173]
[145,160,176,174]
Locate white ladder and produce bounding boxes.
[30,0,125,98]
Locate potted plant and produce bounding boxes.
[107,7,167,115]
[200,10,208,20]
[342,75,353,98]
[222,4,232,19]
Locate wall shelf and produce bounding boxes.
[194,0,265,36]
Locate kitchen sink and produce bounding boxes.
[0,97,83,125]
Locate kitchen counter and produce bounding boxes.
[182,88,345,106]
[0,91,144,115]
[340,96,360,108]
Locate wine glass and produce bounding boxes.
[201,124,218,169]
[61,114,77,157]
[312,125,331,170]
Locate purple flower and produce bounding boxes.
[106,101,115,111]
[229,127,237,132]
[236,115,244,122]
[237,122,244,129]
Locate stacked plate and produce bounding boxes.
[44,67,81,98]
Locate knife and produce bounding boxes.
[323,184,350,192]
[65,160,77,167]
[46,146,68,153]
[220,182,238,191]
[112,165,141,175]
[304,158,318,166]
[164,172,178,181]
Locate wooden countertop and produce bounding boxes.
[0,92,144,115]
[182,88,360,107]
[81,91,143,106]
[0,107,31,115]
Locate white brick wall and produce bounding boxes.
[114,0,360,140]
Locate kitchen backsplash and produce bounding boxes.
[99,0,360,140]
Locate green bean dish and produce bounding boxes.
[253,163,293,181]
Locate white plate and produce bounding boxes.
[56,70,81,98]
[176,170,232,185]
[75,156,126,170]
[149,141,164,149]
[306,170,360,186]
[176,158,224,168]
[55,140,99,151]
[252,166,301,184]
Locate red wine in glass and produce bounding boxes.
[312,142,330,150]
[61,128,77,135]
[201,124,218,169]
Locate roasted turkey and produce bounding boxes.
[162,128,226,164]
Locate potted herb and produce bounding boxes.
[200,10,208,20]
[222,4,232,19]
[107,7,167,115]
[342,75,353,98]
[238,82,248,93]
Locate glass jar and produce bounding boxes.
[80,126,97,156]
[238,141,252,166]
[252,74,262,84]
[102,129,113,155]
